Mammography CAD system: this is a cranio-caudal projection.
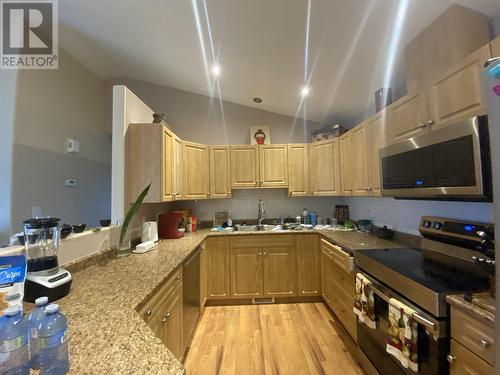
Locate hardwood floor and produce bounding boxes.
[184,303,365,375]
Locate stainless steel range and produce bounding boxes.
[355,216,494,375]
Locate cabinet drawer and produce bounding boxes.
[451,307,495,366]
[137,267,183,323]
[320,239,354,273]
[230,235,295,248]
[330,261,355,298]
[450,339,494,375]
[328,284,357,340]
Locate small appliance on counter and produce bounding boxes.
[158,212,184,239]
[23,217,72,303]
[357,219,372,233]
[141,221,158,243]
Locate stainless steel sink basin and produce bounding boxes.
[234,224,284,232]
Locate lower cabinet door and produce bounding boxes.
[320,248,335,305]
[161,283,184,360]
[263,247,297,297]
[450,339,494,375]
[230,248,264,298]
[206,237,230,299]
[297,235,320,296]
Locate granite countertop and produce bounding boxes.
[48,229,404,374]
[446,293,496,326]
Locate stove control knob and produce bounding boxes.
[432,222,443,230]
[423,220,432,228]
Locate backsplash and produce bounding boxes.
[346,197,494,235]
[170,189,343,224]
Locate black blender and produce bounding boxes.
[23,217,72,302]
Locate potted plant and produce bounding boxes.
[117,184,151,257]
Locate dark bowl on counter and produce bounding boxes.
[99,219,111,227]
[72,224,86,233]
[17,233,40,246]
[61,224,72,239]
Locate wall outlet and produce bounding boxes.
[67,138,80,154]
[65,178,76,187]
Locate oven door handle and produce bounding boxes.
[412,313,436,331]
[370,285,390,302]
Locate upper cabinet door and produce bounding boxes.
[210,146,231,199]
[429,45,491,129]
[351,124,369,196]
[230,145,260,188]
[387,91,431,145]
[172,135,183,200]
[365,111,387,196]
[339,133,352,196]
[287,144,309,197]
[182,141,210,200]
[162,129,175,201]
[492,36,500,57]
[309,139,340,196]
[259,145,288,188]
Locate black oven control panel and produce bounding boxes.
[419,216,494,243]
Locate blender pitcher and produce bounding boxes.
[23,217,61,272]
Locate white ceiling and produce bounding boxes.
[59,0,500,124]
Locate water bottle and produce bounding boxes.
[38,304,69,375]
[27,296,49,369]
[0,306,30,375]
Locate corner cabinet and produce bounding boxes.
[287,144,309,197]
[230,145,288,189]
[205,237,231,300]
[182,141,210,200]
[126,123,182,203]
[210,146,231,199]
[309,139,341,196]
[296,235,320,296]
[491,36,500,57]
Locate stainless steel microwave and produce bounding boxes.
[379,116,492,201]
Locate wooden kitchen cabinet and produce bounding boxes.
[296,235,321,296]
[365,110,386,196]
[449,339,493,375]
[230,248,264,298]
[182,141,210,200]
[160,282,184,360]
[429,45,491,129]
[288,144,309,197]
[173,135,183,200]
[309,139,341,196]
[351,123,369,196]
[126,123,180,203]
[210,146,231,198]
[206,237,231,299]
[230,145,260,188]
[260,145,288,187]
[387,91,431,145]
[320,244,335,307]
[339,133,352,196]
[199,241,207,313]
[491,36,500,57]
[263,247,296,297]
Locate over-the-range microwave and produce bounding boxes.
[379,116,492,201]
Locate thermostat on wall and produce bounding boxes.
[67,138,80,153]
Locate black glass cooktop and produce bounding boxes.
[356,248,488,293]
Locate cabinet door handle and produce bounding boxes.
[176,274,181,280]
[479,339,491,349]
[417,122,427,129]
[263,252,267,255]
[258,252,262,255]
[162,312,171,323]
[425,120,434,126]
[145,309,152,317]
[446,354,456,364]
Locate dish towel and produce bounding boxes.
[353,273,376,329]
[386,298,419,372]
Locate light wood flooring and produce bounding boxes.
[184,302,365,375]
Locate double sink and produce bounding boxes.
[234,224,285,232]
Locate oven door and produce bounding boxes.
[379,116,491,200]
[357,273,450,375]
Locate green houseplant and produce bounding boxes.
[117,183,151,257]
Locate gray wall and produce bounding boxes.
[8,48,111,236]
[108,77,323,144]
[0,71,18,244]
[491,13,500,38]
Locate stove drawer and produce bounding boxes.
[320,239,353,273]
[451,307,495,366]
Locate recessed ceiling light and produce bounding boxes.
[253,97,263,103]
[300,86,310,97]
[211,64,221,77]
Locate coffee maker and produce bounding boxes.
[158,212,184,239]
[23,217,72,302]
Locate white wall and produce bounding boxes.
[491,13,500,38]
[0,71,18,245]
[9,49,111,234]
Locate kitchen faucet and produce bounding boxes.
[257,199,266,228]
